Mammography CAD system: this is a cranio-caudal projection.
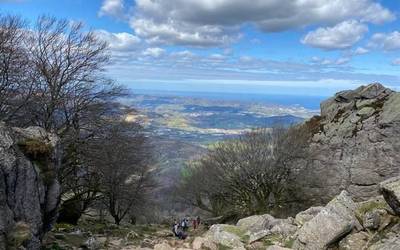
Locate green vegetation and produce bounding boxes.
[17,138,53,158]
[17,138,56,185]
[177,127,310,218]
[7,222,32,249]
[223,225,249,242]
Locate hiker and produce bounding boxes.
[172,220,187,240]
[181,218,189,232]
[192,217,198,229]
[196,216,201,227]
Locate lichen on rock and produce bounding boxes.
[0,123,61,249]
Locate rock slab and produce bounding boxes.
[0,124,61,249]
[293,191,359,250]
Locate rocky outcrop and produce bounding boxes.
[293,191,360,249]
[0,123,61,249]
[296,83,400,207]
[197,177,400,249]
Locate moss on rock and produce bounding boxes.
[7,222,32,249]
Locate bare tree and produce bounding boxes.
[23,16,124,132]
[20,16,127,224]
[0,15,34,122]
[177,127,309,218]
[85,121,155,225]
[0,14,155,225]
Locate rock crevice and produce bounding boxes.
[0,123,61,250]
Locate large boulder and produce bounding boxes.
[379,176,400,215]
[294,206,323,226]
[338,231,369,250]
[294,83,400,210]
[293,191,359,250]
[204,224,246,249]
[236,214,297,243]
[236,214,276,233]
[192,237,217,250]
[369,235,400,250]
[0,124,61,249]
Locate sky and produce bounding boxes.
[1,0,400,97]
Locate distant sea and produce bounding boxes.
[131,89,327,110]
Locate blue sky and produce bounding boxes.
[1,0,400,96]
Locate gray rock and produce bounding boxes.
[236,214,276,233]
[0,123,61,249]
[379,176,400,215]
[192,237,217,250]
[338,231,369,250]
[363,210,383,230]
[293,83,400,212]
[266,246,292,250]
[154,243,174,250]
[204,224,246,249]
[270,219,298,238]
[369,235,400,250]
[295,207,324,226]
[293,191,359,250]
[236,214,297,243]
[380,92,400,125]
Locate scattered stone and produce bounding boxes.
[266,245,292,250]
[338,231,369,250]
[293,191,359,250]
[154,243,174,250]
[295,207,324,226]
[270,219,298,238]
[369,235,400,250]
[363,210,382,230]
[379,176,400,215]
[236,214,276,233]
[204,224,246,249]
[83,236,101,249]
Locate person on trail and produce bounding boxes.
[172,220,187,240]
[196,216,201,227]
[192,218,198,230]
[181,218,189,232]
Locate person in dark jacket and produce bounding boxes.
[172,221,187,240]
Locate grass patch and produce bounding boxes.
[223,225,249,242]
[283,237,295,248]
[355,200,388,222]
[216,243,232,250]
[260,234,283,247]
[54,223,75,233]
[18,138,55,185]
[17,138,53,158]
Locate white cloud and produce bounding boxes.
[302,20,368,50]
[209,54,227,61]
[126,0,393,47]
[170,50,196,58]
[95,30,141,51]
[369,31,400,51]
[353,47,369,55]
[142,47,165,58]
[311,56,351,66]
[131,18,240,47]
[99,0,124,18]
